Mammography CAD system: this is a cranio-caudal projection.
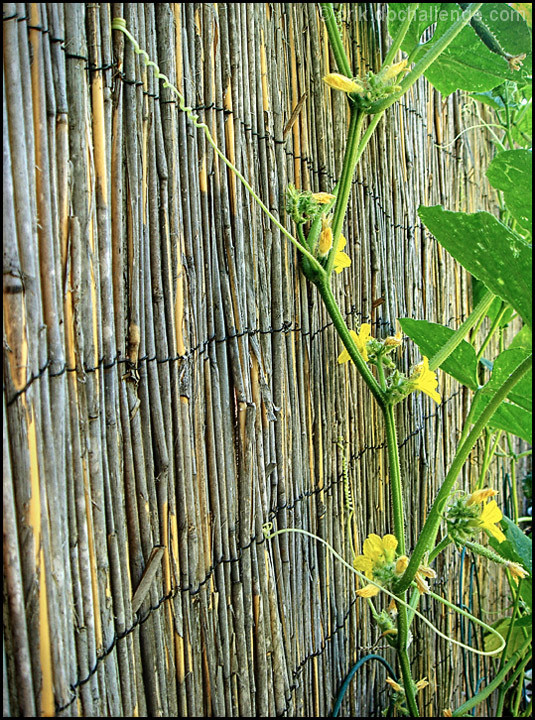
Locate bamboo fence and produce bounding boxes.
[3,3,520,717]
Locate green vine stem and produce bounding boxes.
[319,4,353,77]
[315,279,385,406]
[429,288,495,371]
[394,354,532,594]
[367,4,485,115]
[324,108,365,276]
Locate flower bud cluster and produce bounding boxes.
[323,60,408,111]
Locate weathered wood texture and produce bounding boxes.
[3,3,516,717]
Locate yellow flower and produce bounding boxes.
[443,709,453,717]
[311,191,336,204]
[333,235,352,273]
[395,555,409,575]
[467,488,498,505]
[413,563,436,594]
[385,676,403,692]
[477,500,506,542]
[356,583,381,598]
[354,533,397,578]
[506,561,528,582]
[318,226,333,257]
[415,677,429,692]
[338,324,372,363]
[381,59,408,81]
[410,356,441,404]
[384,330,403,348]
[323,73,364,94]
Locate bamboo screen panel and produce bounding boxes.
[3,3,510,717]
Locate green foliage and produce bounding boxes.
[387,3,528,94]
[486,149,532,231]
[398,319,478,389]
[418,206,532,328]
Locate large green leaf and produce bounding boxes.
[388,3,518,95]
[399,318,478,389]
[488,401,532,442]
[486,149,532,232]
[470,348,533,441]
[419,206,532,327]
[461,3,532,77]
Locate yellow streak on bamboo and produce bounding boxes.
[288,19,301,188]
[224,81,237,215]
[91,69,108,202]
[4,287,28,392]
[83,458,103,649]
[260,30,269,112]
[142,74,149,229]
[174,5,183,93]
[27,11,55,712]
[86,138,100,374]
[174,249,186,356]
[199,156,208,193]
[313,655,320,718]
[25,398,54,716]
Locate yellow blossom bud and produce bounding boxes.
[323,73,364,94]
[415,677,429,692]
[507,561,528,582]
[381,59,408,80]
[418,564,437,580]
[311,192,336,204]
[395,555,409,575]
[443,709,453,717]
[356,583,381,598]
[414,572,430,594]
[384,331,403,347]
[318,226,333,257]
[467,488,498,505]
[385,676,403,692]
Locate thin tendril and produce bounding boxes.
[111,19,323,271]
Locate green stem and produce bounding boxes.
[319,4,352,77]
[429,289,495,371]
[382,4,421,67]
[325,108,365,276]
[367,4,484,115]
[384,404,405,553]
[397,637,420,716]
[452,636,531,716]
[476,429,502,490]
[316,280,386,407]
[476,303,508,363]
[394,354,532,594]
[506,433,520,523]
[512,654,532,716]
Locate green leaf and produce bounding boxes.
[488,401,532,442]
[399,318,478,389]
[490,515,532,576]
[462,3,532,77]
[509,325,532,350]
[472,278,515,328]
[419,206,532,328]
[484,614,533,655]
[486,150,532,232]
[470,348,533,440]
